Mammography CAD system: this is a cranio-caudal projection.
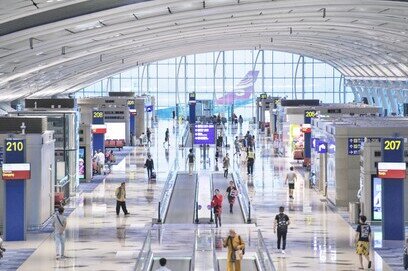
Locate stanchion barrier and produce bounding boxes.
[157,201,162,223]
[210,207,214,223]
[247,201,252,224]
[195,202,199,223]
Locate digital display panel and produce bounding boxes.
[2,163,31,180]
[372,177,382,221]
[377,162,406,179]
[79,147,85,179]
[105,122,126,141]
[194,124,215,145]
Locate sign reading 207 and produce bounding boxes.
[383,140,402,150]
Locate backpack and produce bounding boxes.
[188,153,194,163]
[277,214,288,231]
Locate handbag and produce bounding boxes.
[234,249,243,261]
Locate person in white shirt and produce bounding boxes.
[53,207,67,259]
[0,231,5,259]
[97,149,105,173]
[285,166,297,199]
[156,258,172,271]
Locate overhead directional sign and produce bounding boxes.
[328,141,336,154]
[311,138,317,149]
[145,105,153,112]
[348,137,381,155]
[317,141,327,154]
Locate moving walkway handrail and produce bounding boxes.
[232,168,252,223]
[256,230,276,271]
[180,122,190,147]
[194,174,199,223]
[134,229,152,271]
[212,229,220,271]
[158,158,179,223]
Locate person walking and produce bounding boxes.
[53,206,67,259]
[355,215,372,270]
[146,128,152,143]
[211,189,223,228]
[225,181,238,214]
[223,153,230,178]
[285,166,297,199]
[115,182,130,216]
[238,115,243,128]
[187,148,195,176]
[222,229,245,271]
[97,149,105,174]
[155,257,172,271]
[144,154,154,179]
[163,128,170,147]
[234,136,241,157]
[0,232,5,259]
[274,206,290,254]
[247,147,255,176]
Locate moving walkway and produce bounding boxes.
[163,173,198,224]
[211,172,245,224]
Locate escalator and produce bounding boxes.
[149,257,192,271]
[217,258,260,270]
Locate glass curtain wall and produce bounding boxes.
[75,50,351,119]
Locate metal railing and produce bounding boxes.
[134,230,153,271]
[212,229,220,271]
[256,230,276,271]
[180,122,190,147]
[157,157,179,223]
[232,168,253,223]
[194,174,199,223]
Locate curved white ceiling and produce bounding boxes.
[0,0,407,101]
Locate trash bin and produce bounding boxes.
[349,202,360,224]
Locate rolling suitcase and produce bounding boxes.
[150,171,157,182]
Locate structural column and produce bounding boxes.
[135,98,145,138]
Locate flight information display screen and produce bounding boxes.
[194,124,215,145]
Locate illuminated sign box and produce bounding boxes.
[194,124,215,145]
[91,124,107,134]
[378,162,406,179]
[301,124,311,133]
[2,163,31,180]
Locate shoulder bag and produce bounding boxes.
[234,235,244,261]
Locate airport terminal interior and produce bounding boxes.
[1,0,408,270]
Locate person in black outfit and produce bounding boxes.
[163,128,170,147]
[146,128,151,143]
[144,154,154,179]
[225,181,238,214]
[273,206,290,254]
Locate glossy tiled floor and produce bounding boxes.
[1,120,399,270]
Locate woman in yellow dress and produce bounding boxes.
[223,229,245,271]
